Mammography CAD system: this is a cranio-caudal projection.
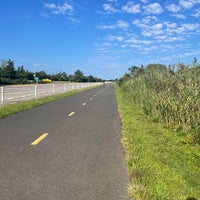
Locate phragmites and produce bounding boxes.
[118,60,200,144]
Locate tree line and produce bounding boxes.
[0,59,103,85]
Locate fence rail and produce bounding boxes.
[0,82,102,104]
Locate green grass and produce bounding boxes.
[115,84,200,200]
[0,87,98,118]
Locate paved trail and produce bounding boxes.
[0,84,130,200]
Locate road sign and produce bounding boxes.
[34,76,39,84]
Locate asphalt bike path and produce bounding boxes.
[0,84,130,200]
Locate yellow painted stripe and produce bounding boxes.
[68,112,75,117]
[30,133,49,145]
[82,102,86,106]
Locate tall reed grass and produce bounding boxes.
[118,61,200,144]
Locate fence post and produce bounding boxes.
[64,84,66,92]
[71,83,73,91]
[1,86,4,104]
[35,85,38,97]
[53,84,55,93]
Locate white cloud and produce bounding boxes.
[107,0,118,2]
[143,16,158,24]
[143,3,163,14]
[192,8,200,17]
[103,3,119,13]
[152,23,163,29]
[133,19,145,27]
[140,0,149,3]
[182,23,199,31]
[172,13,186,19]
[41,12,49,18]
[56,3,73,15]
[179,0,194,9]
[122,1,141,13]
[67,17,81,24]
[97,20,130,30]
[165,26,179,35]
[184,50,200,57]
[117,20,130,29]
[44,3,56,9]
[164,22,177,29]
[174,27,186,34]
[106,35,124,41]
[96,0,200,64]
[102,42,111,46]
[141,23,163,37]
[133,16,158,29]
[133,17,163,37]
[154,35,168,41]
[125,37,153,45]
[166,4,180,12]
[164,36,184,42]
[96,24,116,29]
[43,2,73,15]
[192,0,200,3]
[137,45,160,52]
[164,22,199,35]
[132,17,199,43]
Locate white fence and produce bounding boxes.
[0,82,102,104]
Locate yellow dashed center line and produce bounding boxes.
[82,103,86,106]
[30,133,49,146]
[68,112,75,117]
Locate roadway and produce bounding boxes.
[0,82,101,104]
[0,84,130,200]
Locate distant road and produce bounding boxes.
[0,82,101,104]
[0,85,130,200]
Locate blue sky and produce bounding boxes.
[0,0,200,79]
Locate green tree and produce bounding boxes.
[15,65,30,84]
[27,71,34,80]
[51,72,68,81]
[68,74,74,82]
[88,75,96,82]
[0,59,16,79]
[74,69,85,82]
[59,72,68,81]
[37,71,48,79]
[16,66,26,79]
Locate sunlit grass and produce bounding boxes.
[115,84,200,200]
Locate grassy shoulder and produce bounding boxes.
[0,87,98,118]
[115,84,200,200]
